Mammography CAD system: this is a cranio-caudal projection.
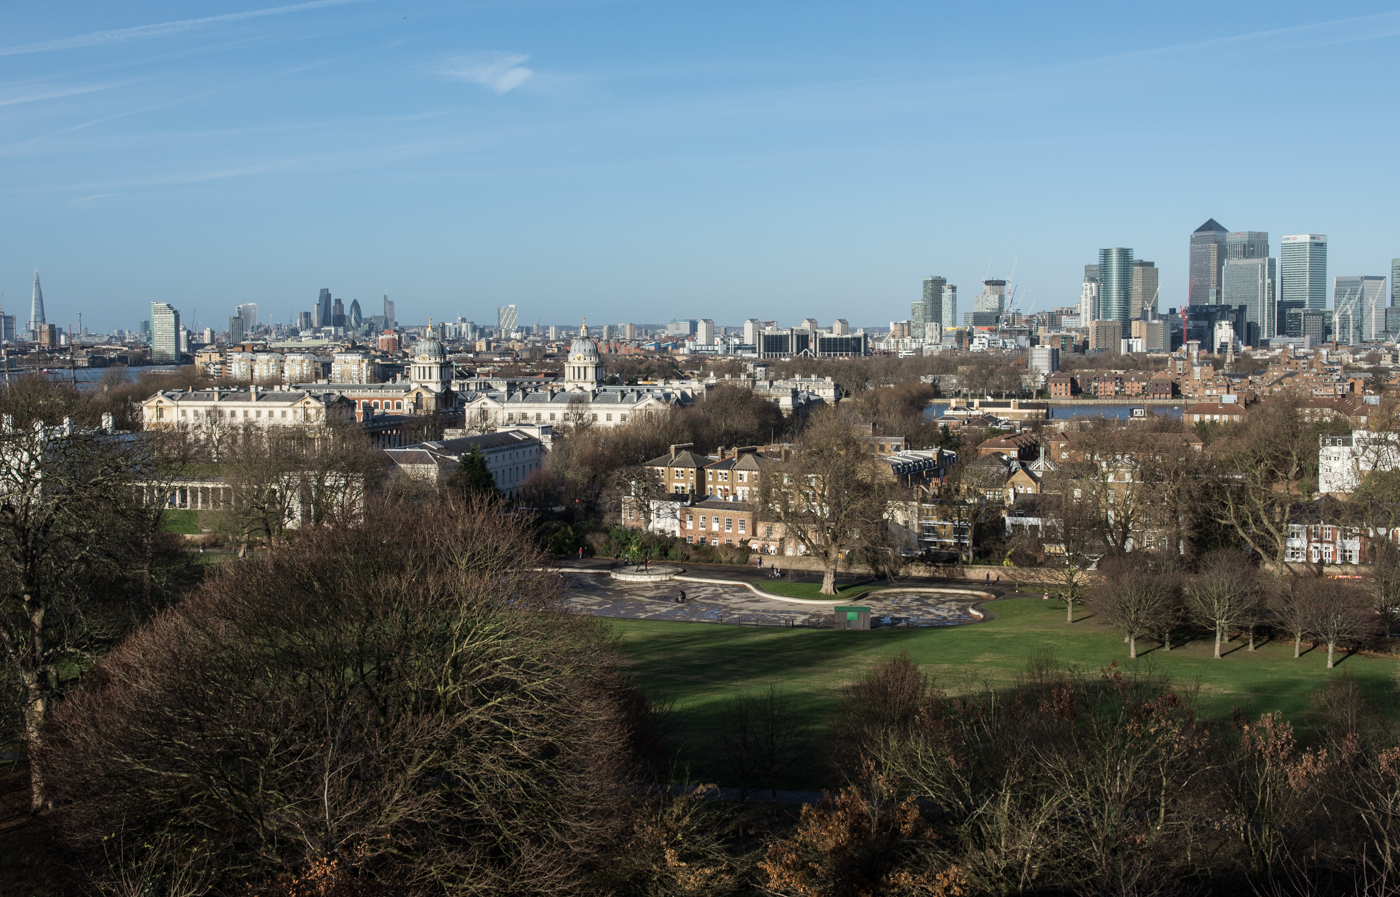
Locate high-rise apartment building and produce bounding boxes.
[237,303,258,330]
[1222,257,1277,344]
[695,319,716,345]
[1189,219,1228,305]
[229,315,245,344]
[940,285,957,330]
[743,319,761,345]
[383,294,395,330]
[1333,275,1387,344]
[0,314,15,343]
[1226,231,1269,260]
[914,276,946,338]
[1131,260,1158,320]
[1280,235,1328,310]
[151,302,181,364]
[497,305,518,333]
[1081,264,1100,323]
[28,270,46,338]
[624,323,637,340]
[1098,248,1134,335]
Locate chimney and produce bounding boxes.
[250,384,259,400]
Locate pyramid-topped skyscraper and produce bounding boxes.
[1189,219,1228,306]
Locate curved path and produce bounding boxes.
[564,572,991,629]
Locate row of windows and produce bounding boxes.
[358,399,404,411]
[163,406,320,421]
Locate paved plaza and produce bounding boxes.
[564,573,987,629]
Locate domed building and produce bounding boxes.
[564,320,603,389]
[459,320,697,431]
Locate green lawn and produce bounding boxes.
[610,597,1400,789]
[161,509,201,535]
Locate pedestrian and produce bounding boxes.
[757,557,762,568]
[578,547,583,559]
[985,573,990,584]
[646,558,650,571]
[1042,592,1049,601]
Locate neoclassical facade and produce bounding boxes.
[459,321,696,429]
[291,333,457,420]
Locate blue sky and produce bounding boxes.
[2,0,1398,333]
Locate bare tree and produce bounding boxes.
[44,498,646,892]
[1185,550,1263,659]
[1089,555,1176,658]
[0,383,186,812]
[756,408,891,595]
[1038,484,1103,623]
[715,684,806,804]
[1308,581,1376,669]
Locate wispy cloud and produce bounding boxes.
[0,81,128,108]
[439,52,535,95]
[0,0,371,57]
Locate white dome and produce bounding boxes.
[569,334,600,362]
[415,337,447,362]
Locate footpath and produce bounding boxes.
[554,557,1023,601]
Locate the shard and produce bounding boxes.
[29,270,46,336]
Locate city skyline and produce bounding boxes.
[2,1,1398,331]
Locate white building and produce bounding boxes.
[142,386,355,431]
[460,321,696,430]
[1318,430,1400,495]
[696,319,716,346]
[383,429,546,497]
[331,351,373,384]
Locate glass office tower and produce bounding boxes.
[1222,257,1276,344]
[1189,219,1228,305]
[1098,247,1134,335]
[1226,231,1269,260]
[1280,235,1328,310]
[1334,275,1388,344]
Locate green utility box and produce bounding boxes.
[832,606,872,631]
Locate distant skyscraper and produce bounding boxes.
[382,294,395,330]
[1226,231,1269,260]
[1333,275,1387,344]
[1393,258,1399,309]
[237,303,258,330]
[940,285,957,330]
[743,319,761,345]
[297,311,313,331]
[348,299,362,329]
[1222,257,1277,343]
[695,318,716,345]
[151,303,181,364]
[1280,235,1328,310]
[1189,219,1228,305]
[1131,261,1159,320]
[1098,248,1134,334]
[314,289,332,328]
[974,280,1007,315]
[332,296,345,328]
[498,305,518,333]
[1081,264,1100,322]
[914,276,946,339]
[28,270,46,338]
[229,315,245,344]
